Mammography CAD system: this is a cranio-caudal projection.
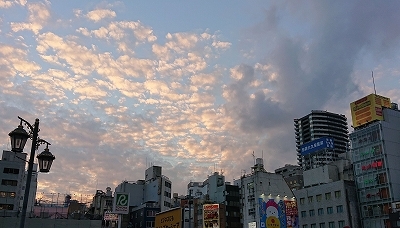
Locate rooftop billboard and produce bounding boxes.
[300,137,334,156]
[350,94,391,128]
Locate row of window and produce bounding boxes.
[302,220,345,228]
[301,205,343,217]
[300,191,341,204]
[1,179,18,186]
[0,191,16,198]
[3,168,19,174]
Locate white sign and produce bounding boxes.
[113,192,129,214]
[104,211,119,221]
[249,221,257,228]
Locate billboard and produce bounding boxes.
[259,198,299,228]
[155,207,182,228]
[203,204,219,228]
[350,94,391,128]
[113,192,129,214]
[300,137,334,156]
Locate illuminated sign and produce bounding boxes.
[300,137,334,156]
[155,208,182,228]
[361,160,383,170]
[350,94,391,128]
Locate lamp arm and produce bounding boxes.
[18,116,36,135]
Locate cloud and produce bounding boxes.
[86,9,116,22]
[10,1,50,34]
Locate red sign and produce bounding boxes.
[362,160,383,170]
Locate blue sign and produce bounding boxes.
[300,137,334,156]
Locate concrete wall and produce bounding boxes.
[0,217,102,228]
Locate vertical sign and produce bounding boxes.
[203,204,219,228]
[113,192,129,214]
[284,200,298,228]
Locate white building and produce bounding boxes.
[234,158,297,228]
[294,160,360,228]
[294,110,349,170]
[0,150,37,217]
[349,99,400,228]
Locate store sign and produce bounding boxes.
[113,192,129,214]
[362,160,383,170]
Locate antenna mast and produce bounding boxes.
[372,71,377,94]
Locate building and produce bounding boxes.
[90,187,113,219]
[234,158,298,228]
[349,94,400,228]
[114,165,172,228]
[0,150,37,217]
[275,164,304,191]
[294,160,360,228]
[185,171,241,228]
[294,110,349,170]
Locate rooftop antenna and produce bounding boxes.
[252,151,255,165]
[372,70,377,95]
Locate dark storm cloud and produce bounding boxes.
[233,1,400,133]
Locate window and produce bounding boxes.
[318,208,324,215]
[334,190,341,198]
[146,221,155,228]
[327,207,333,214]
[147,210,157,217]
[308,196,313,203]
[337,205,343,213]
[301,211,307,218]
[311,224,316,228]
[164,181,171,188]
[319,223,325,228]
[9,192,15,198]
[300,198,305,205]
[3,168,19,174]
[328,222,335,228]
[316,194,322,202]
[0,192,6,198]
[309,209,315,217]
[1,179,18,186]
[338,221,345,227]
[303,225,308,228]
[325,192,331,200]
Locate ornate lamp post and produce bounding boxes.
[8,116,55,228]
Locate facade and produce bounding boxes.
[275,164,304,191]
[294,110,349,170]
[114,165,172,228]
[0,150,37,217]
[234,158,297,228]
[350,104,400,228]
[90,187,113,219]
[294,161,360,228]
[186,172,241,228]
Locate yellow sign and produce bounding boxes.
[155,208,182,228]
[350,94,391,128]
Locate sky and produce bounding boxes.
[1,0,400,202]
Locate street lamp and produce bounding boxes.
[8,116,55,228]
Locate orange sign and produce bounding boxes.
[350,94,391,128]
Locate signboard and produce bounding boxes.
[113,192,129,214]
[284,200,299,228]
[203,204,219,228]
[155,207,182,228]
[350,94,391,128]
[300,137,334,156]
[104,211,119,221]
[249,222,257,228]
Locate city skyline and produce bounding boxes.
[0,1,400,197]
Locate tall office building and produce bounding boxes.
[349,94,400,228]
[294,110,349,170]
